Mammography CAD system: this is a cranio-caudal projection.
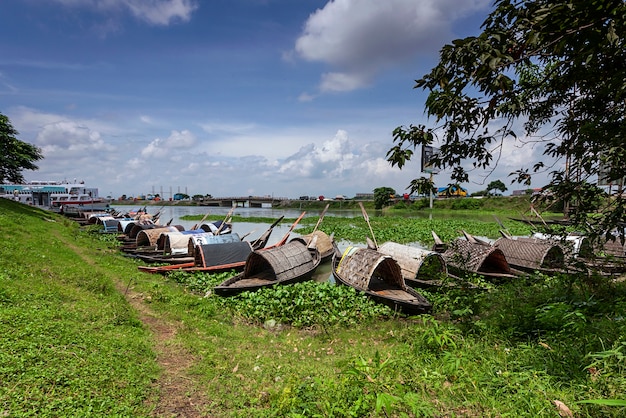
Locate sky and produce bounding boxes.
[1,0,551,200]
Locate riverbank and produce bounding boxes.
[112,194,555,216]
[1,198,623,417]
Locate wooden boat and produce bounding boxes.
[460,230,573,276]
[138,212,305,274]
[129,232,243,264]
[331,244,432,315]
[431,231,518,280]
[503,213,626,274]
[376,241,448,288]
[493,235,567,274]
[213,239,321,296]
[529,231,626,275]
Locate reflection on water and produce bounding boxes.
[313,261,334,284]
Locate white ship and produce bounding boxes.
[0,180,103,208]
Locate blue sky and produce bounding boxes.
[1,0,547,199]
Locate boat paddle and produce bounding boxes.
[275,212,306,247]
[215,206,236,235]
[312,203,330,233]
[359,202,378,249]
[192,210,212,230]
[249,215,285,248]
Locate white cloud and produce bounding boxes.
[295,0,491,93]
[141,129,196,158]
[50,0,198,26]
[9,108,117,160]
[126,0,198,25]
[319,72,371,93]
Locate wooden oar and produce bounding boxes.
[494,215,513,238]
[239,229,257,240]
[192,210,212,230]
[275,212,306,247]
[312,203,330,233]
[358,202,378,249]
[250,215,285,249]
[215,206,236,235]
[152,205,165,222]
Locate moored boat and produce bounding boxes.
[1,180,104,208]
[432,231,517,280]
[331,244,432,315]
[377,241,448,288]
[137,213,304,274]
[213,239,321,296]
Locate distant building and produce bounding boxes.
[512,188,541,196]
[355,193,374,200]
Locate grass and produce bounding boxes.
[0,202,158,416]
[1,198,626,417]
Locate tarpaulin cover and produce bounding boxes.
[194,241,253,267]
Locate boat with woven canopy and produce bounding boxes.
[493,235,569,274]
[214,239,321,296]
[432,231,517,280]
[332,244,432,315]
[377,241,448,288]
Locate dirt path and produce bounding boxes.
[123,286,212,417]
[56,232,212,417]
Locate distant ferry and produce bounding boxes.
[0,180,103,208]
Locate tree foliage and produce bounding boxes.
[407,176,436,197]
[487,180,508,196]
[373,187,396,210]
[387,0,626,239]
[0,113,43,184]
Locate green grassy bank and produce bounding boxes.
[1,198,625,417]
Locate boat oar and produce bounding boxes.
[250,215,285,249]
[276,212,306,247]
[240,229,257,240]
[312,203,330,233]
[494,215,513,238]
[193,210,212,230]
[358,202,378,249]
[215,206,236,235]
[152,205,165,222]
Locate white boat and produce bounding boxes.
[0,180,103,208]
